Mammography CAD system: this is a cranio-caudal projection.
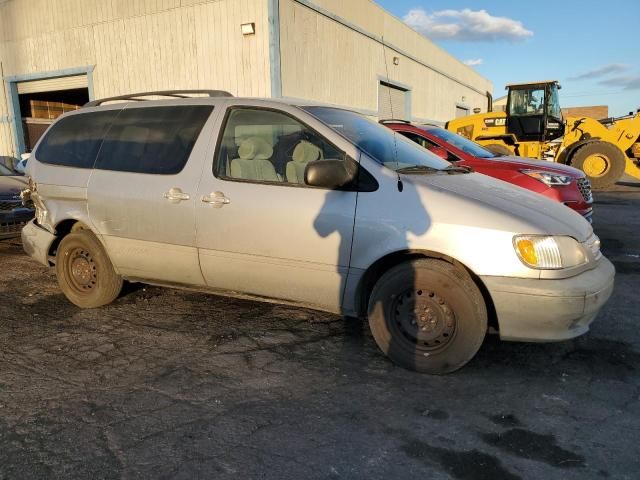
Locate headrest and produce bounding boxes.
[238,137,273,160]
[292,140,322,163]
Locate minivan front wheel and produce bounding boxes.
[368,259,487,374]
[56,230,123,308]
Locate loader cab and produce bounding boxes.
[506,81,564,143]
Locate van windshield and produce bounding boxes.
[302,107,453,173]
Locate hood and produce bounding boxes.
[486,156,584,177]
[408,172,593,241]
[0,175,28,198]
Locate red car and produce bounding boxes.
[383,120,593,222]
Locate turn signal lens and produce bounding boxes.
[516,239,538,265]
[514,235,588,270]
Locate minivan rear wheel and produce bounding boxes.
[367,259,487,374]
[56,230,123,308]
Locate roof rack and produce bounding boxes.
[378,119,411,124]
[84,90,233,107]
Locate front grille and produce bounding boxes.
[0,220,26,235]
[577,178,593,203]
[0,199,33,211]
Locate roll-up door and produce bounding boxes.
[16,75,88,95]
[378,82,408,120]
[456,105,470,118]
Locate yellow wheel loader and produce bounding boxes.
[446,80,640,189]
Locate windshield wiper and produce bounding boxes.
[396,165,442,174]
[444,165,471,174]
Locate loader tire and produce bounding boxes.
[570,141,626,190]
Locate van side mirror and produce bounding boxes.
[305,160,356,189]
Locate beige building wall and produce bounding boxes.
[279,0,493,122]
[0,0,272,159]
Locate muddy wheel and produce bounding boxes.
[367,259,487,374]
[570,141,626,190]
[55,230,123,308]
[485,144,513,157]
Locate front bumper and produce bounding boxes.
[21,219,57,266]
[481,257,615,342]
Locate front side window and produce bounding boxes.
[302,107,452,173]
[425,128,497,159]
[215,108,347,186]
[399,131,460,162]
[95,106,213,174]
[509,88,545,116]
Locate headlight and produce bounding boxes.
[521,169,572,186]
[513,235,587,269]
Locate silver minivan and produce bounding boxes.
[22,91,615,374]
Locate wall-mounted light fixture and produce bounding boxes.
[241,23,256,35]
[473,107,481,114]
[393,56,400,66]
[461,96,466,103]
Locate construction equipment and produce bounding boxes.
[446,80,640,189]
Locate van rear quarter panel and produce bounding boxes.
[28,162,94,234]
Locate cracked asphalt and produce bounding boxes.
[1,187,639,480]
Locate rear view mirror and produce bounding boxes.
[305,160,356,189]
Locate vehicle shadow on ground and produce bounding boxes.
[0,238,26,256]
[469,334,640,382]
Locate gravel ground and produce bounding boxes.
[1,188,639,480]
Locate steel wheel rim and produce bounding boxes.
[66,248,98,293]
[583,154,610,177]
[390,288,457,351]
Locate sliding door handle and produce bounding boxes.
[163,187,190,203]
[201,191,231,208]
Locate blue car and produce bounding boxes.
[0,162,34,239]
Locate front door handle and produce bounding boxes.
[163,187,191,203]
[201,191,231,208]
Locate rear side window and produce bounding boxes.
[95,106,213,175]
[36,111,119,168]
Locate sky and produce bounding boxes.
[374,0,640,116]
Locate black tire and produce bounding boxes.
[485,143,513,157]
[55,230,123,308]
[570,141,626,190]
[368,259,487,374]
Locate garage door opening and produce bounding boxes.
[378,81,409,121]
[455,105,470,118]
[16,75,89,152]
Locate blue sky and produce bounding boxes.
[375,0,640,116]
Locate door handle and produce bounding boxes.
[163,187,191,203]
[201,191,231,208]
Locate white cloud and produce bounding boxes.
[568,64,630,81]
[599,75,640,90]
[463,58,483,66]
[403,8,533,42]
